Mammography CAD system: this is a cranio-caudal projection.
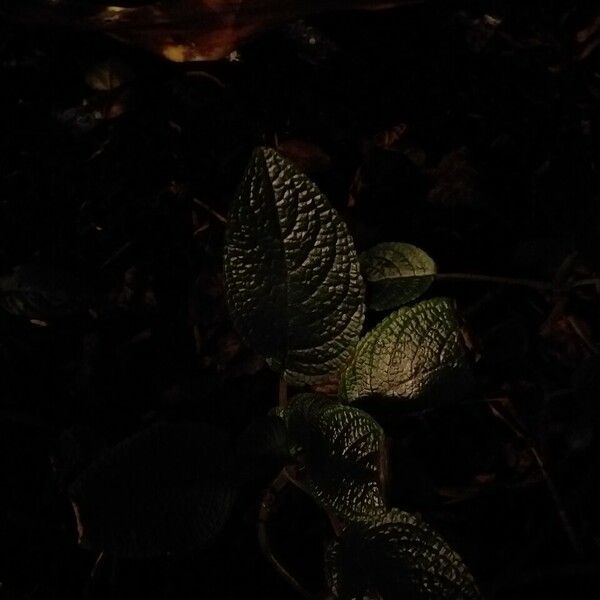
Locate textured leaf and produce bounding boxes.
[284,393,386,520]
[360,242,436,310]
[224,147,365,384]
[69,422,236,558]
[340,298,469,403]
[326,509,480,599]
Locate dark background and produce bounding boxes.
[1,1,600,598]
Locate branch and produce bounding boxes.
[434,273,554,291]
[90,550,105,581]
[435,272,600,293]
[278,378,288,409]
[258,470,316,600]
[488,402,583,557]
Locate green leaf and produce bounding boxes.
[69,422,236,558]
[360,242,436,310]
[224,147,365,384]
[284,393,387,520]
[326,508,480,599]
[340,298,469,403]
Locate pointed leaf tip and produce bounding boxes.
[224,147,365,384]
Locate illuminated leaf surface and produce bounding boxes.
[340,298,468,403]
[326,508,480,599]
[284,393,386,519]
[69,422,236,558]
[224,147,365,384]
[361,242,436,310]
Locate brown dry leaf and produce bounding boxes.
[85,1,418,62]
[372,124,408,151]
[368,124,426,166]
[347,165,365,207]
[428,146,478,207]
[460,324,482,362]
[457,12,503,54]
[502,440,535,475]
[85,59,133,91]
[99,89,133,120]
[540,314,597,365]
[112,266,158,314]
[276,139,331,173]
[575,10,600,61]
[215,330,242,365]
[311,374,340,397]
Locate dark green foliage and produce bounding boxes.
[283,393,387,520]
[340,298,470,403]
[224,147,365,384]
[326,509,480,599]
[69,422,236,558]
[361,242,436,311]
[3,3,599,598]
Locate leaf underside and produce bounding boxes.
[69,422,236,558]
[284,393,386,520]
[340,298,469,403]
[224,146,365,384]
[360,242,436,311]
[326,509,480,599]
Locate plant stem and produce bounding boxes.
[90,550,105,581]
[278,378,288,409]
[435,272,554,290]
[488,403,583,557]
[380,437,391,508]
[436,272,600,292]
[284,466,348,539]
[193,198,227,224]
[258,470,315,600]
[529,446,582,557]
[565,315,600,356]
[571,278,600,289]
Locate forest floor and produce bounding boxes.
[1,1,600,598]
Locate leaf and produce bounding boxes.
[326,508,480,599]
[83,2,413,62]
[224,147,365,384]
[69,422,236,558]
[0,264,91,320]
[428,147,478,208]
[284,393,386,520]
[85,59,133,91]
[340,298,469,403]
[276,139,332,173]
[360,242,436,310]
